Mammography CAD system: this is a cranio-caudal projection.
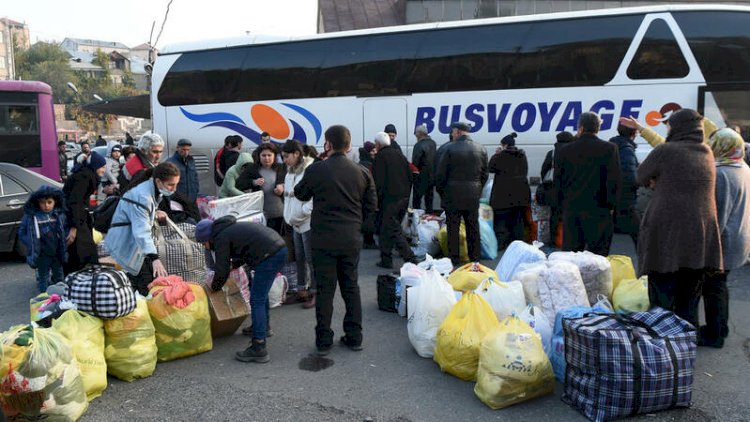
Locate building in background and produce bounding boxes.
[0,18,30,80]
[60,37,151,90]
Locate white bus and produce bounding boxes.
[151,4,750,193]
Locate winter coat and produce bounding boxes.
[122,149,154,182]
[636,140,723,275]
[489,147,531,209]
[411,136,437,186]
[219,152,254,198]
[104,179,159,275]
[167,151,200,202]
[373,145,411,203]
[219,149,240,179]
[58,151,68,182]
[18,186,69,268]
[105,156,121,186]
[283,156,314,233]
[609,135,639,187]
[714,163,750,270]
[209,215,286,288]
[294,152,377,251]
[235,161,286,194]
[358,148,374,174]
[435,135,489,211]
[62,167,98,266]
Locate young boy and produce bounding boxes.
[19,186,70,292]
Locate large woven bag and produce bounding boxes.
[63,264,137,319]
[156,218,206,283]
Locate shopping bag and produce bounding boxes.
[407,270,457,358]
[607,255,637,291]
[612,276,650,313]
[51,310,107,401]
[103,298,157,382]
[434,292,500,381]
[519,304,552,355]
[495,240,546,282]
[0,325,88,421]
[269,274,288,308]
[474,316,554,409]
[155,218,206,283]
[437,222,469,263]
[474,278,526,322]
[147,276,213,362]
[447,262,499,292]
[550,301,613,382]
[479,220,497,260]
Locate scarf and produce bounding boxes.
[665,108,704,144]
[709,128,745,166]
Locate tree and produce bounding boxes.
[15,42,78,103]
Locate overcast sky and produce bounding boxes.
[3,0,318,48]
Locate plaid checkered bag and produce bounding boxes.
[156,218,206,283]
[562,307,697,422]
[63,265,137,319]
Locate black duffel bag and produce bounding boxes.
[376,274,399,313]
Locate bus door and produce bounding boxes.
[698,84,750,138]
[362,98,408,152]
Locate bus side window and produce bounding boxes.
[627,18,690,79]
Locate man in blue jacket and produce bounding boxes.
[166,138,199,202]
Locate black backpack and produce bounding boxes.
[92,195,149,233]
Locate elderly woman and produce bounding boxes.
[105,162,180,295]
[489,132,530,250]
[236,143,286,234]
[700,128,750,347]
[636,109,723,326]
[120,132,165,190]
[63,151,107,274]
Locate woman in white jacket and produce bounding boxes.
[281,140,316,308]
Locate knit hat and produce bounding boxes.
[666,108,703,143]
[195,219,214,243]
[500,132,517,146]
[177,138,192,146]
[111,144,122,153]
[363,141,376,153]
[384,124,397,134]
[450,122,471,132]
[87,151,106,170]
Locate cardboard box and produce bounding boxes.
[203,279,249,336]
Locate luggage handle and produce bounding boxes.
[583,312,661,338]
[159,217,191,241]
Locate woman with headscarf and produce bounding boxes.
[63,151,107,273]
[636,109,723,326]
[700,128,750,347]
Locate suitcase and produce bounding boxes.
[63,265,137,319]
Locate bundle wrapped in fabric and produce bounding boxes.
[549,251,613,305]
[407,269,457,358]
[0,325,88,421]
[29,293,74,328]
[447,262,499,292]
[434,292,500,381]
[613,276,650,313]
[479,220,498,260]
[474,316,554,409]
[103,298,157,382]
[51,311,107,401]
[515,261,590,325]
[607,255,637,291]
[437,222,469,263]
[147,276,213,362]
[474,278,526,322]
[495,240,546,282]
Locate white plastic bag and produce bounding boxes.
[398,263,427,316]
[549,251,613,305]
[413,220,441,257]
[519,305,552,356]
[417,254,453,276]
[495,240,547,281]
[407,270,457,358]
[536,261,590,324]
[512,261,548,307]
[268,274,288,308]
[474,279,526,322]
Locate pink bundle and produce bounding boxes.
[148,275,196,308]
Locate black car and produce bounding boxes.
[0,163,63,254]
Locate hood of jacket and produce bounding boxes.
[288,155,314,175]
[501,146,526,157]
[235,152,254,169]
[25,185,65,215]
[211,215,237,240]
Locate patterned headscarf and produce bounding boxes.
[709,128,745,166]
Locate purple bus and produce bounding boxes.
[0,80,59,180]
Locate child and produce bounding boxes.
[19,186,70,292]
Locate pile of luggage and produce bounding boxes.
[379,240,697,420]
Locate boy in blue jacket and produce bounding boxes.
[19,185,71,292]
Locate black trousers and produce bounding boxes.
[446,209,480,264]
[702,270,730,340]
[312,247,362,348]
[412,179,435,213]
[493,206,525,250]
[128,256,155,296]
[648,268,704,327]
[379,197,415,263]
[562,207,613,256]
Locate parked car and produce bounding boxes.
[0,162,63,255]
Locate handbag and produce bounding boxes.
[63,264,137,319]
[156,218,207,283]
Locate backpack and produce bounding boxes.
[92,195,149,233]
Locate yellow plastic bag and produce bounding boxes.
[434,292,499,381]
[613,276,650,313]
[103,299,157,382]
[607,255,636,291]
[474,316,554,409]
[93,229,103,245]
[29,293,50,323]
[148,278,213,362]
[448,263,499,292]
[52,310,107,401]
[437,222,469,263]
[0,325,88,421]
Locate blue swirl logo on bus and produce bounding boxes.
[179,103,322,145]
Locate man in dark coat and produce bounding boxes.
[539,131,574,244]
[435,122,488,265]
[411,124,437,213]
[58,141,68,183]
[166,138,200,203]
[372,132,417,269]
[383,123,403,154]
[489,132,530,249]
[554,112,621,256]
[295,125,377,355]
[609,124,640,246]
[95,135,106,147]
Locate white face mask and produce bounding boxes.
[156,179,174,197]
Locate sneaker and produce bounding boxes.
[316,344,332,356]
[375,260,393,269]
[235,340,270,363]
[339,336,363,352]
[242,325,274,337]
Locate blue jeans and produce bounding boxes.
[36,255,64,292]
[293,230,315,293]
[250,247,288,340]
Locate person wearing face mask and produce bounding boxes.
[63,151,107,274]
[105,162,181,295]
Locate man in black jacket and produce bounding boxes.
[554,112,621,256]
[609,124,639,247]
[411,124,437,213]
[383,123,403,154]
[295,125,377,355]
[372,132,417,269]
[58,141,68,182]
[435,122,488,265]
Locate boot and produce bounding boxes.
[235,339,270,363]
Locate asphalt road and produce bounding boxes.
[1,234,748,421]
